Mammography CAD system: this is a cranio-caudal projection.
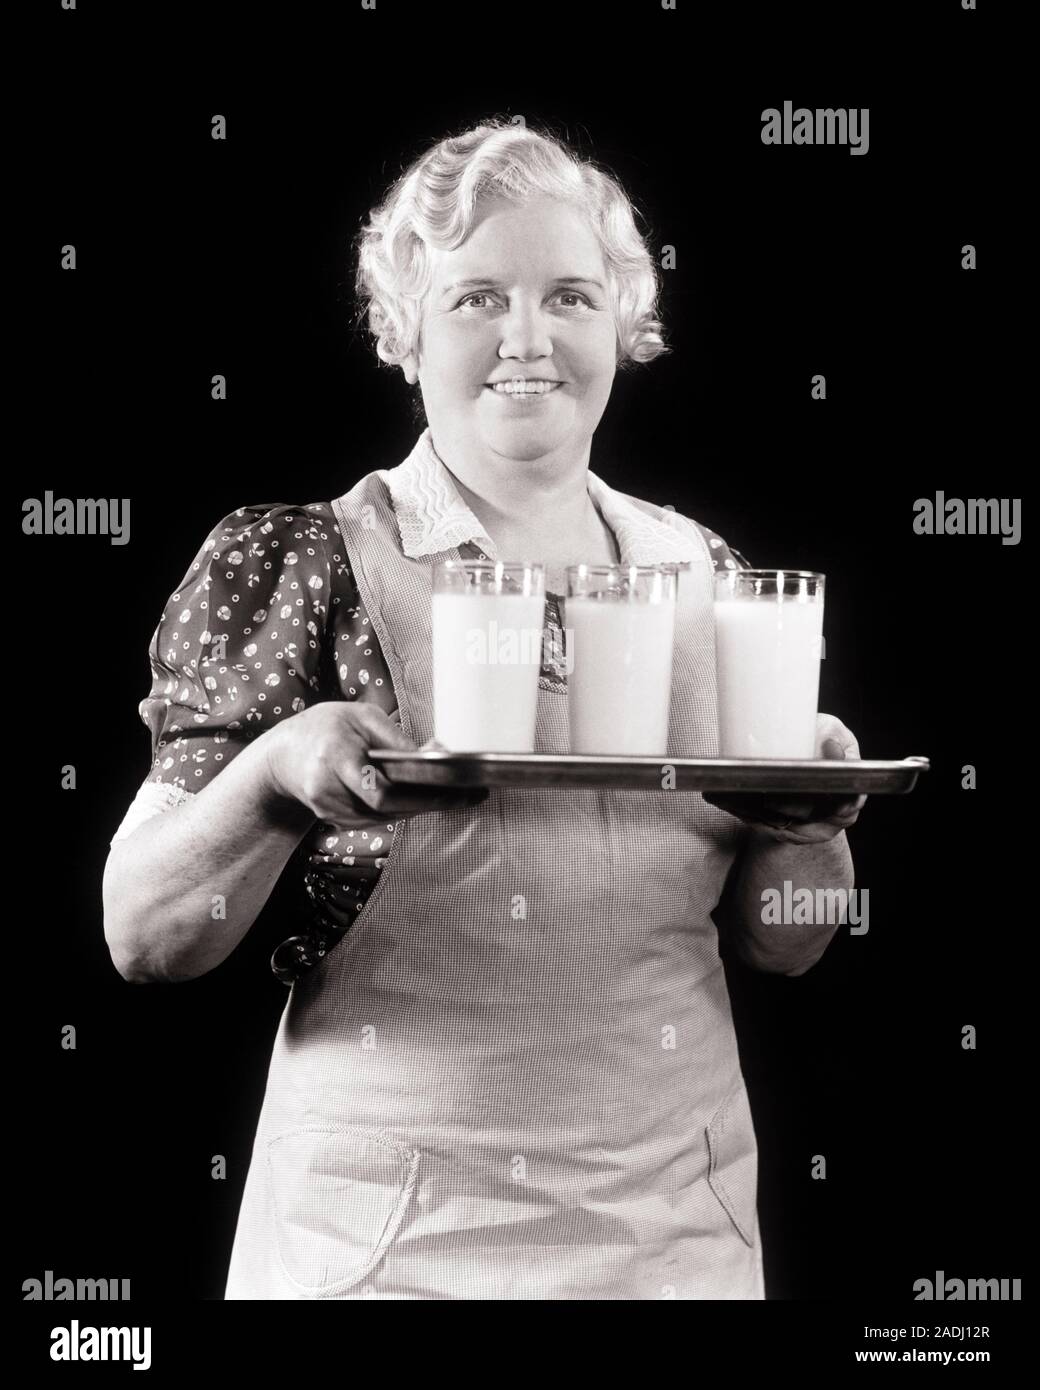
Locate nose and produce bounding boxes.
[496,295,554,364]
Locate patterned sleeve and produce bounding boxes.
[662,511,750,574]
[110,502,336,845]
[693,519,752,573]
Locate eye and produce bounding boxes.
[456,289,596,311]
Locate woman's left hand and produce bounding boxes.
[702,713,867,845]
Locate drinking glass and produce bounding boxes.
[431,560,545,752]
[714,569,825,758]
[564,563,678,755]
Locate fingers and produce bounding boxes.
[331,748,487,824]
[305,707,485,821]
[703,790,865,831]
[345,709,486,813]
[766,794,864,825]
[831,793,868,823]
[707,794,819,821]
[346,701,416,750]
[372,782,488,816]
[818,714,861,761]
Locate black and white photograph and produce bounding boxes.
[18,0,1025,1370]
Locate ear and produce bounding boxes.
[400,351,420,386]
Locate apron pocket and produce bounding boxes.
[266,1126,420,1298]
[705,1085,758,1249]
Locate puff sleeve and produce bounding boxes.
[693,520,752,573]
[110,502,336,844]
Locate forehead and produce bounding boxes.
[429,196,605,282]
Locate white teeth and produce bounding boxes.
[491,380,560,394]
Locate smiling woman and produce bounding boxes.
[103,117,808,1304]
[353,127,674,584]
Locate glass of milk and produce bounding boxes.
[714,569,825,758]
[564,563,678,755]
[431,560,546,751]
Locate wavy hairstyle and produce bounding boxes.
[354,119,669,378]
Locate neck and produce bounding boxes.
[430,432,598,543]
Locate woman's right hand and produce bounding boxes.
[260,701,488,830]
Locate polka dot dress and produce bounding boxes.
[138,501,749,982]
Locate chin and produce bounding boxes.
[487,429,566,462]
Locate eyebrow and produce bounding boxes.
[440,276,605,299]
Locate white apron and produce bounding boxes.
[224,461,764,1300]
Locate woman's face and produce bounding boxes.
[403,195,618,465]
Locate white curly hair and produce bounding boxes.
[354,118,668,375]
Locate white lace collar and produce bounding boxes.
[376,428,704,567]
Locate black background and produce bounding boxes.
[19,0,1024,1314]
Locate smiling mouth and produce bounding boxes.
[485,381,564,396]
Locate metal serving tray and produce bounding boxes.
[367,751,930,795]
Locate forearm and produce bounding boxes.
[102,730,315,983]
[728,828,855,976]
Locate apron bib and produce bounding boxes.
[224,463,764,1300]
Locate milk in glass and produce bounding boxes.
[431,591,545,751]
[714,587,824,757]
[566,596,676,755]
